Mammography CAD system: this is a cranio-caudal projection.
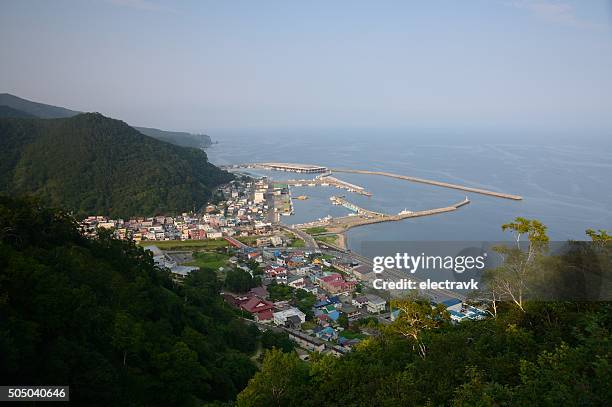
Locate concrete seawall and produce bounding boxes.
[331,168,523,200]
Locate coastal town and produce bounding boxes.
[80,174,486,358]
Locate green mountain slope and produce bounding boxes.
[0,93,79,118]
[135,126,212,149]
[0,105,37,118]
[0,196,258,405]
[0,113,233,217]
[0,93,214,149]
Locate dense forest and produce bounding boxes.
[0,105,37,118]
[0,93,215,150]
[0,113,232,217]
[135,126,213,149]
[0,196,258,405]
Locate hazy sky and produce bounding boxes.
[1,0,612,134]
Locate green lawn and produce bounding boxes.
[304,226,328,234]
[315,234,339,245]
[185,251,230,271]
[290,239,306,248]
[138,239,229,250]
[339,330,366,340]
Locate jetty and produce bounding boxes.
[331,168,522,200]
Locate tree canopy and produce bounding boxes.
[0,196,256,405]
[0,113,233,218]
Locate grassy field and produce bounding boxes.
[137,239,229,250]
[289,239,306,248]
[315,234,339,245]
[339,330,366,340]
[304,226,328,235]
[184,251,230,271]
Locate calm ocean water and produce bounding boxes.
[205,130,612,253]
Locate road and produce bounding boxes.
[279,225,319,250]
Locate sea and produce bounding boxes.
[205,129,612,254]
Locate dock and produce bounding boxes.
[281,176,372,196]
[294,196,471,232]
[253,162,328,173]
[331,168,522,200]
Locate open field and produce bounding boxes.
[315,234,339,245]
[137,239,229,250]
[289,238,306,248]
[184,252,230,271]
[305,226,328,234]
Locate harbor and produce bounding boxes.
[223,162,518,241]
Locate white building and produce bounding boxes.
[273,307,306,326]
[254,191,265,204]
[365,294,386,313]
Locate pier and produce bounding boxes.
[293,196,471,232]
[281,176,372,196]
[231,162,328,173]
[330,196,385,217]
[226,162,522,200]
[331,168,522,200]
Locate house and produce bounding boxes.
[275,272,288,285]
[316,305,341,322]
[287,330,325,352]
[352,296,369,308]
[170,265,199,279]
[316,314,331,327]
[273,307,306,326]
[341,304,361,321]
[264,265,287,278]
[328,296,342,307]
[292,265,312,276]
[222,293,251,307]
[302,281,318,295]
[189,229,207,240]
[249,286,269,299]
[270,236,283,246]
[365,294,386,313]
[256,309,274,323]
[207,231,223,239]
[315,326,338,341]
[441,298,462,312]
[338,337,361,349]
[240,297,274,319]
[318,273,357,294]
[314,298,331,309]
[286,314,303,329]
[327,345,349,356]
[350,264,372,281]
[256,237,271,247]
[246,252,262,262]
[287,276,306,289]
[326,310,340,321]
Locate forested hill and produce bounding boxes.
[0,94,214,149]
[0,93,79,118]
[0,196,258,405]
[135,126,213,149]
[0,105,37,118]
[0,113,233,217]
